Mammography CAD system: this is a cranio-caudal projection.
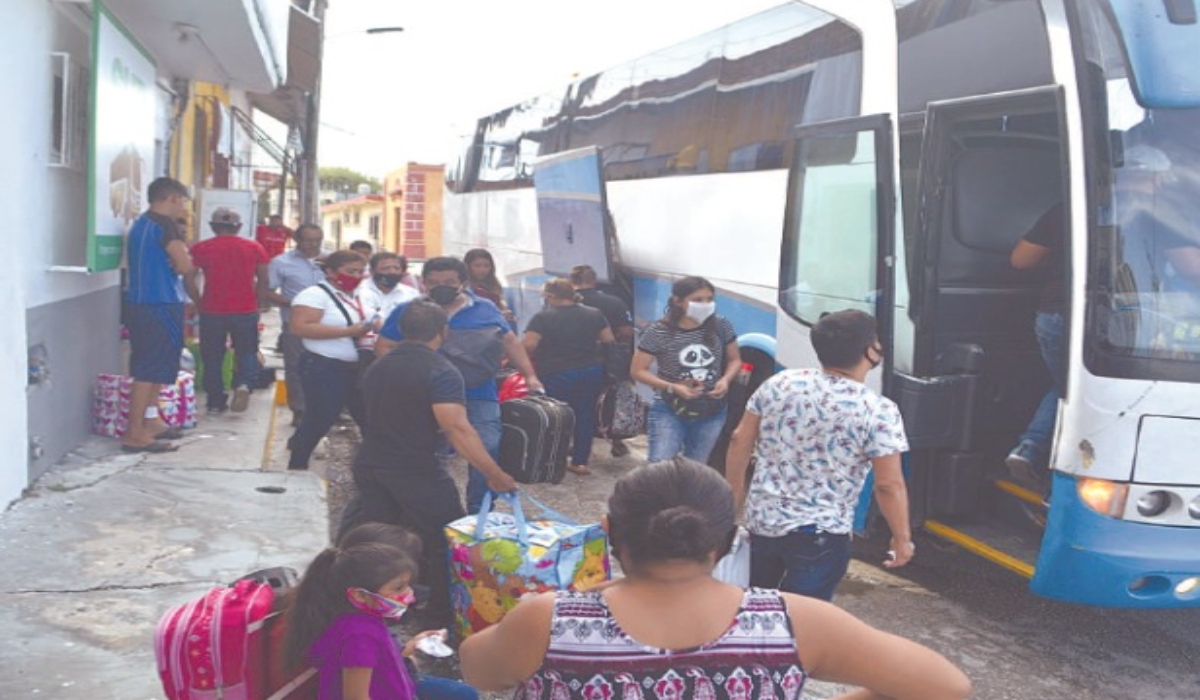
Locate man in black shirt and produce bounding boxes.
[1006,202,1066,488]
[570,265,636,456]
[348,301,517,626]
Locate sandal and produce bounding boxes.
[154,428,185,441]
[566,464,591,476]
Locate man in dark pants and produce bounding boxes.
[265,224,325,426]
[375,256,541,514]
[348,301,517,627]
[189,208,270,414]
[725,310,913,601]
[570,264,635,456]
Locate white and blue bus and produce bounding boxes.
[442,0,1200,608]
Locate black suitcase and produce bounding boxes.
[499,395,575,484]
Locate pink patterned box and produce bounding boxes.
[92,372,197,438]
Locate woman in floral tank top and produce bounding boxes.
[459,458,971,700]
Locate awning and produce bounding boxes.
[250,6,322,127]
[100,0,289,94]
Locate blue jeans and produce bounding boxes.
[287,352,365,469]
[417,674,478,700]
[198,312,259,409]
[749,527,852,601]
[543,365,605,467]
[1018,312,1067,462]
[464,398,502,513]
[647,396,728,463]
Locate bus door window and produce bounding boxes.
[780,125,889,325]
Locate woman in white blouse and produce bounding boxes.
[286,249,377,470]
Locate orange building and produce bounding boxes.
[381,163,444,261]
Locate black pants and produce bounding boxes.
[345,463,466,628]
[287,351,365,469]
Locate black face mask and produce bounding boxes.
[428,285,461,306]
[865,345,883,370]
[374,273,402,289]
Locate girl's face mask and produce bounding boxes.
[346,587,416,620]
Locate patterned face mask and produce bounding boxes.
[346,587,416,620]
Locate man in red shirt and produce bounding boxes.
[255,214,291,259]
[190,208,270,413]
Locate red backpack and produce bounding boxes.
[155,569,316,700]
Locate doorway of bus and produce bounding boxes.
[907,86,1070,559]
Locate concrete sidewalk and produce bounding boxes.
[0,333,327,698]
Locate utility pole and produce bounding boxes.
[298,0,328,225]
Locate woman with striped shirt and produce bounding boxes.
[459,457,970,700]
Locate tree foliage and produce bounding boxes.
[319,166,382,195]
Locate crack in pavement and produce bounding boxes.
[3,580,206,595]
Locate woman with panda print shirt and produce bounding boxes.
[631,276,741,463]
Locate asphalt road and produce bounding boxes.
[321,430,1200,700]
[805,535,1200,699]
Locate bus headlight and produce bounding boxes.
[1136,490,1171,518]
[1078,478,1129,518]
[1189,497,1200,521]
[1176,577,1200,597]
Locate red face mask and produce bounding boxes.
[333,272,362,293]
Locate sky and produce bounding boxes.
[317,0,786,178]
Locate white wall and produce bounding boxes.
[0,1,124,506]
[0,0,50,504]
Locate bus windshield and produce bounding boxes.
[1077,0,1200,380]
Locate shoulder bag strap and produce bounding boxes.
[316,283,354,326]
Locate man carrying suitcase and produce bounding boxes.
[376,256,542,513]
[348,301,517,628]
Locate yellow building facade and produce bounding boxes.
[320,195,385,250]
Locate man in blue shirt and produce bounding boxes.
[377,256,542,512]
[124,177,200,453]
[265,224,326,425]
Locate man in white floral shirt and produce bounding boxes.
[725,309,913,600]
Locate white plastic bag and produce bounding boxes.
[712,526,751,587]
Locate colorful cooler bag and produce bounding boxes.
[445,491,610,640]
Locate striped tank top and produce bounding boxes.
[515,587,806,700]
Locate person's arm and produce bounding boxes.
[1165,244,1200,288]
[872,452,914,569]
[459,592,555,691]
[613,323,635,343]
[788,595,971,700]
[165,239,201,304]
[265,261,292,307]
[503,331,543,393]
[290,305,371,340]
[708,340,742,399]
[1010,239,1051,270]
[342,666,373,700]
[265,289,292,307]
[725,411,761,516]
[254,263,270,308]
[631,348,702,400]
[522,330,542,357]
[432,402,517,492]
[598,326,616,344]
